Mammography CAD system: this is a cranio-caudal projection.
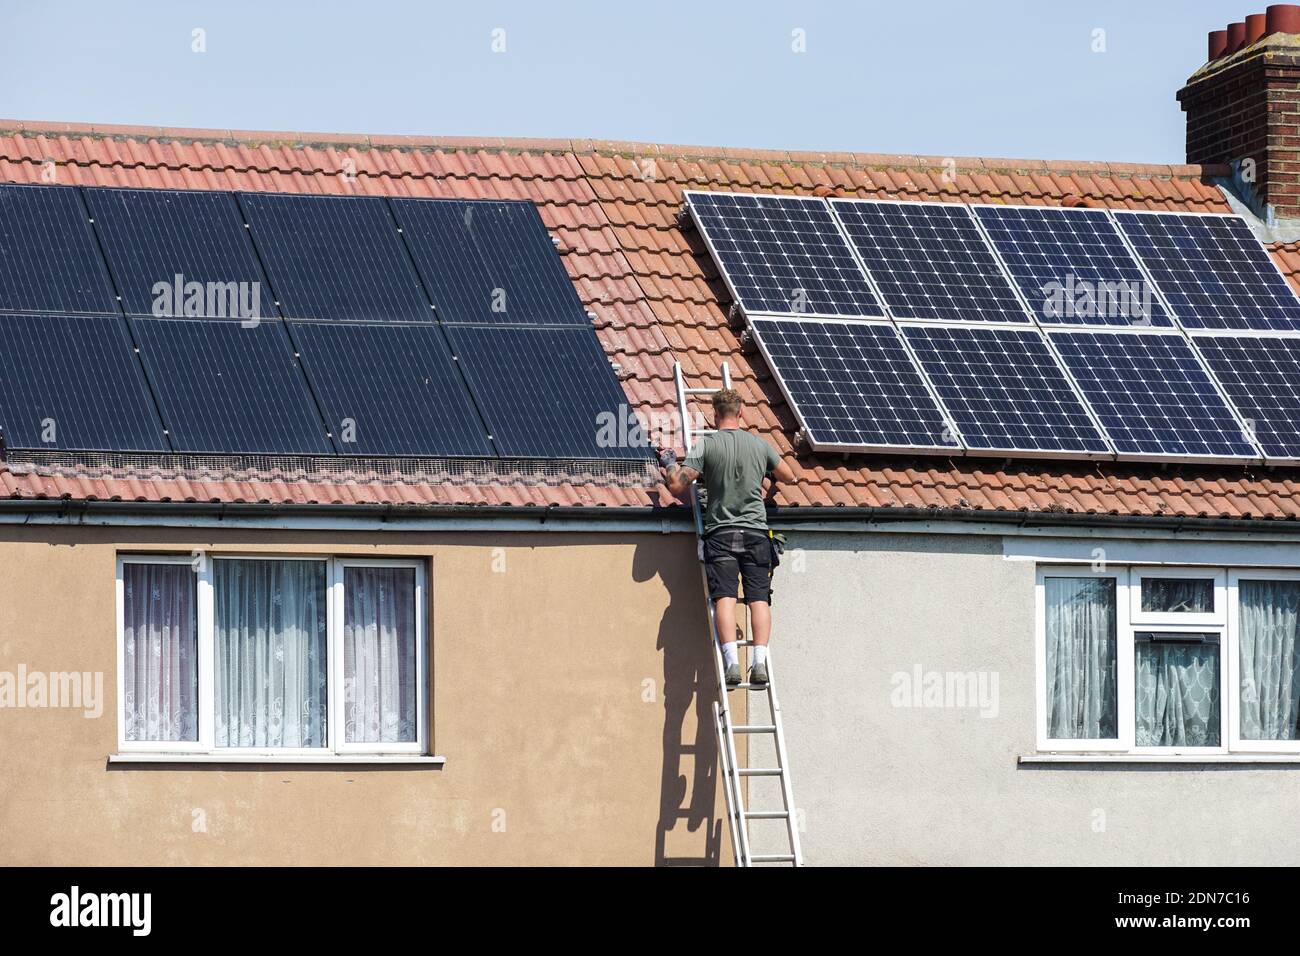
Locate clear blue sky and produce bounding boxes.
[0,0,1258,163]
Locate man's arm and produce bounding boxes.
[657,446,701,498]
[770,457,795,484]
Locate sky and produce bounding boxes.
[0,0,1260,163]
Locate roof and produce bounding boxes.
[2,118,1300,522]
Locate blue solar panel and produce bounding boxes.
[1191,335,1300,459]
[902,325,1109,454]
[1048,331,1257,459]
[0,314,166,450]
[1114,211,1300,331]
[445,325,647,459]
[750,318,958,450]
[975,205,1172,328]
[85,187,275,320]
[686,191,883,317]
[390,198,589,325]
[239,193,431,322]
[0,184,117,315]
[132,318,334,454]
[831,200,1029,323]
[290,321,493,456]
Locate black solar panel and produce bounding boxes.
[902,325,1109,454]
[0,314,166,450]
[290,321,493,456]
[131,317,334,454]
[750,318,958,450]
[390,198,588,325]
[1114,211,1300,331]
[831,200,1029,323]
[686,191,883,317]
[0,184,117,315]
[85,187,274,320]
[445,325,647,458]
[976,205,1172,328]
[239,193,431,322]
[1192,335,1300,459]
[1048,331,1257,459]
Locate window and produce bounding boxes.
[116,555,426,757]
[1037,565,1300,756]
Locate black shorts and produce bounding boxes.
[704,528,775,605]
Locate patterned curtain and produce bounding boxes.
[344,567,417,743]
[214,559,327,748]
[1141,577,1213,613]
[1045,577,1117,739]
[1135,643,1220,746]
[122,563,197,741]
[1239,580,1300,740]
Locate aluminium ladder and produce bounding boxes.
[672,361,804,867]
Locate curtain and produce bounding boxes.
[344,567,417,743]
[1239,580,1300,740]
[122,563,197,741]
[1135,643,1220,746]
[1141,577,1213,613]
[1044,577,1117,739]
[214,559,327,748]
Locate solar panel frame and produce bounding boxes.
[1186,331,1300,462]
[1046,328,1262,463]
[84,186,280,320]
[900,323,1113,458]
[683,190,885,320]
[829,198,1033,324]
[0,183,120,316]
[748,317,964,454]
[972,203,1174,329]
[1113,209,1300,332]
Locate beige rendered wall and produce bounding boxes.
[0,524,727,866]
[753,530,1300,866]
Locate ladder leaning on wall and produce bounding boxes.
[671,361,803,867]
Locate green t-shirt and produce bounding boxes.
[683,428,782,535]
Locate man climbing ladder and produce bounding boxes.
[660,388,795,688]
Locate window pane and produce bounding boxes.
[1135,641,1220,746]
[122,563,197,742]
[1044,577,1117,739]
[214,559,327,748]
[1239,580,1300,740]
[344,567,417,743]
[1141,577,1214,614]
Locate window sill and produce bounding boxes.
[108,753,446,766]
[1020,753,1300,765]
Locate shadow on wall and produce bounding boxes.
[634,540,723,866]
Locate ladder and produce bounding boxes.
[672,361,804,868]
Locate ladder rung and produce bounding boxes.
[736,682,770,689]
[684,387,717,394]
[739,768,783,776]
[742,810,790,819]
[750,854,797,863]
[733,724,777,733]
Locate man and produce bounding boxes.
[660,388,795,688]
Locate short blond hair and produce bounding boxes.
[712,388,743,418]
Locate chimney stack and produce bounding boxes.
[1180,5,1300,219]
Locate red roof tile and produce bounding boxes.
[0,119,1296,520]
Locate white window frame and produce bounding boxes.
[1128,565,1226,627]
[1227,568,1300,754]
[1035,566,1132,753]
[116,553,428,759]
[1037,563,1300,757]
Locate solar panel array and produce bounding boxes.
[0,183,644,461]
[685,189,1300,464]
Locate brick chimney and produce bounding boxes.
[1178,5,1300,220]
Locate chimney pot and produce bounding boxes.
[1227,21,1247,52]
[1266,4,1300,34]
[1246,13,1268,43]
[1208,29,1229,59]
